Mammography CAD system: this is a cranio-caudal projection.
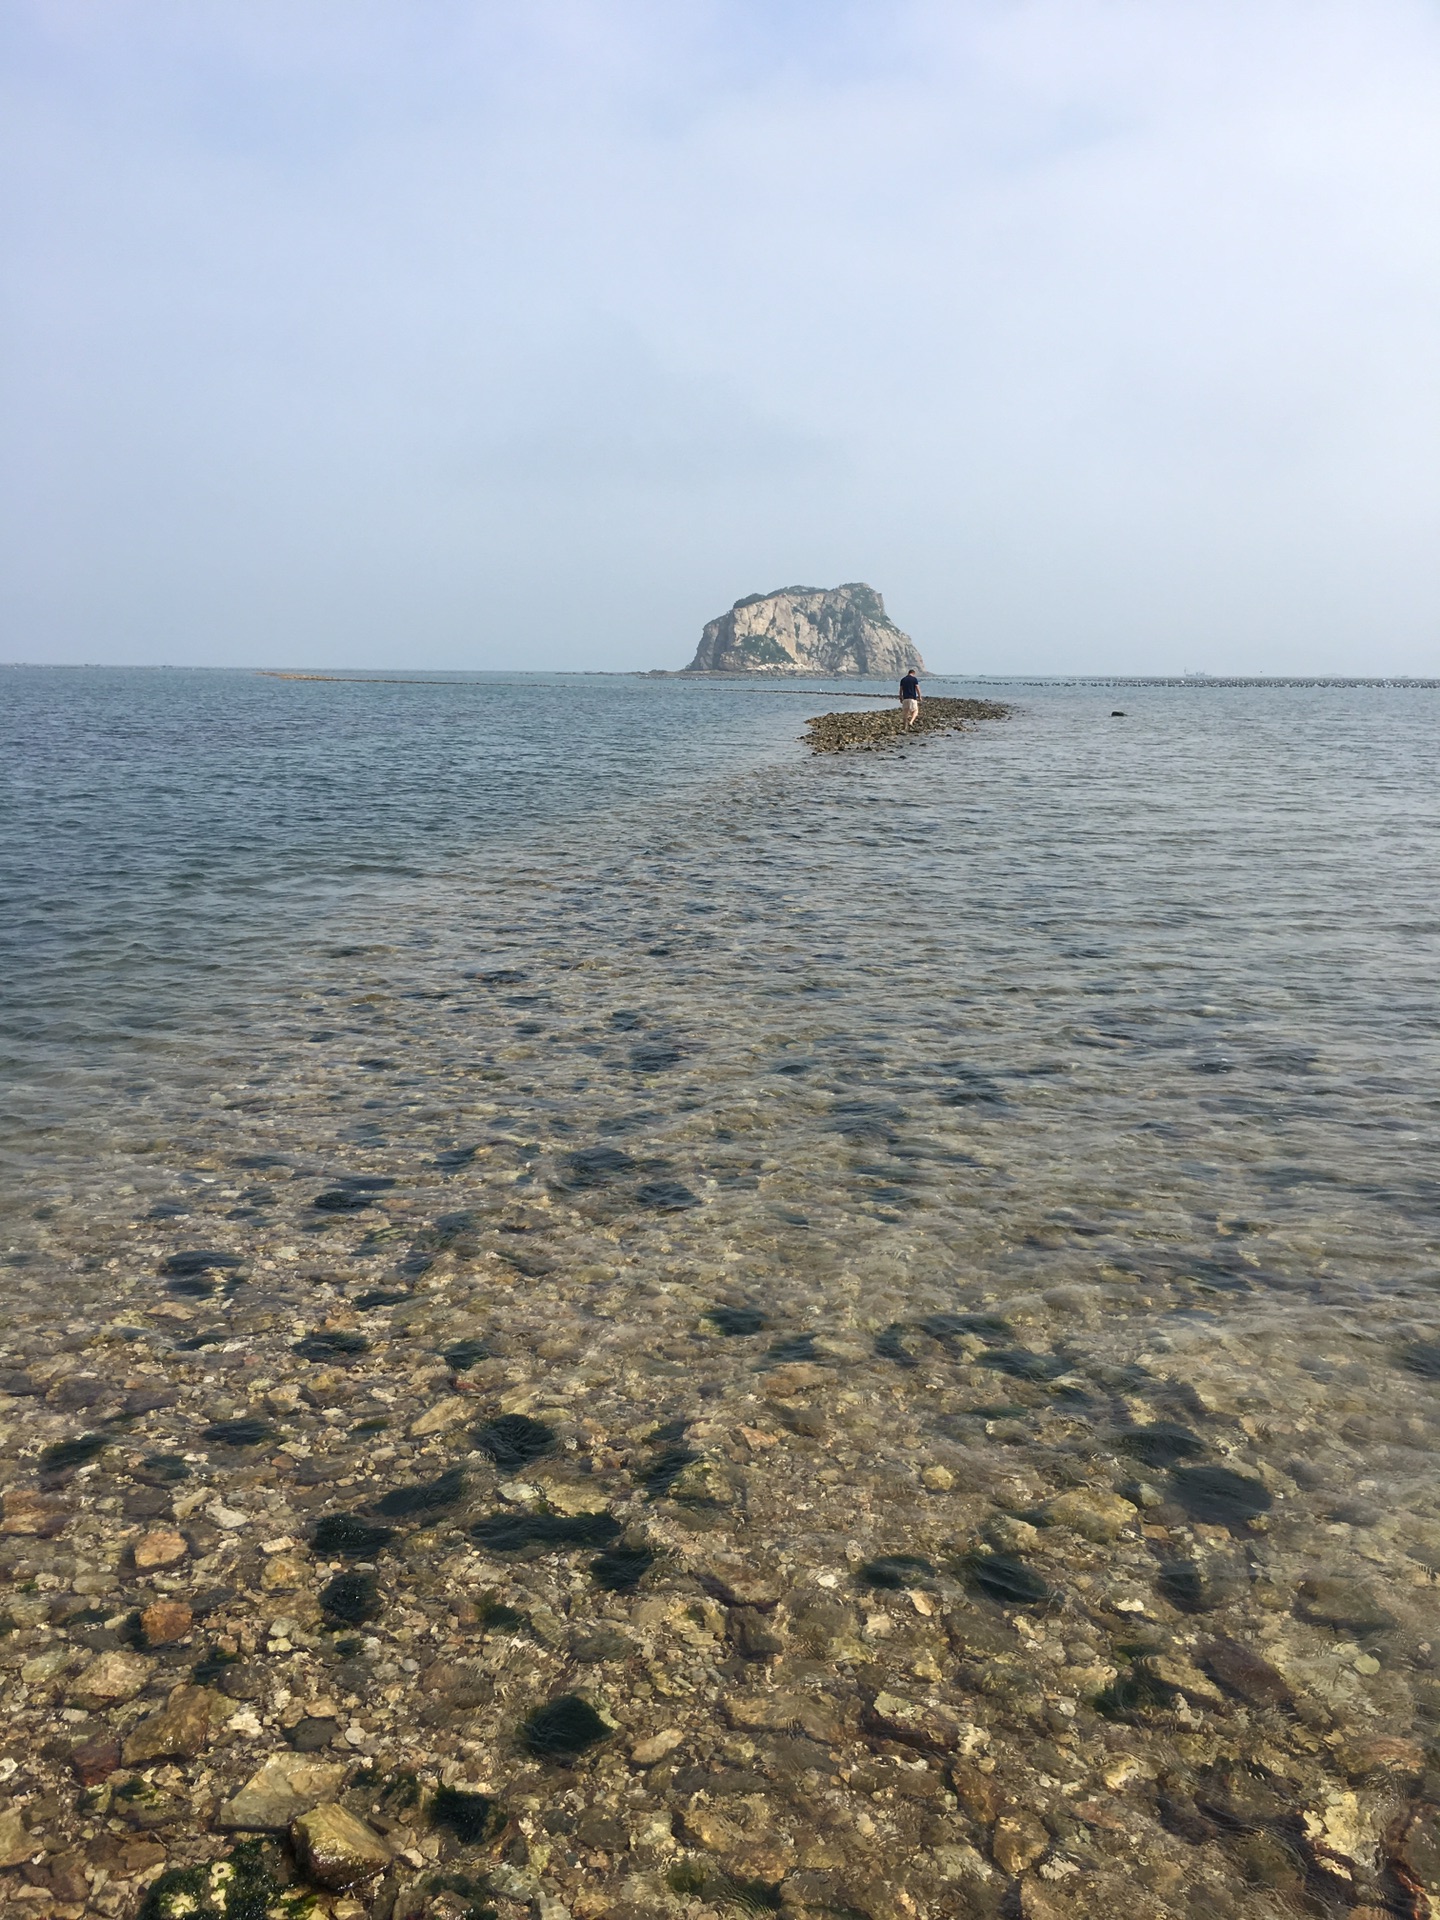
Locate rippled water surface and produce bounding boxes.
[4,667,1440,1914]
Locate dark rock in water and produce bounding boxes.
[160,1250,241,1276]
[319,1572,381,1625]
[312,1190,374,1212]
[963,1552,1055,1607]
[1116,1423,1207,1468]
[978,1348,1066,1382]
[0,1370,39,1395]
[201,1418,276,1449]
[444,1338,491,1371]
[1398,1342,1440,1380]
[919,1311,1009,1342]
[1111,711,1126,717]
[167,1277,218,1298]
[630,1043,683,1073]
[635,1180,700,1210]
[1154,1560,1236,1613]
[472,1413,556,1471]
[40,1433,108,1473]
[1202,1638,1292,1707]
[335,1176,397,1191]
[764,1334,818,1365]
[354,1289,408,1310]
[373,1466,466,1518]
[433,1145,479,1171]
[431,1785,499,1845]
[311,1514,396,1558]
[590,1544,655,1593]
[520,1693,610,1759]
[472,969,528,985]
[1170,1464,1272,1526]
[1294,1576,1395,1632]
[640,1445,700,1497]
[874,1323,919,1368]
[708,1306,767,1336]
[290,1716,342,1752]
[1094,1663,1182,1720]
[572,1629,633,1663]
[293,1330,370,1362]
[857,1555,935,1591]
[561,1147,637,1189]
[471,1511,620,1553]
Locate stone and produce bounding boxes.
[685,582,924,677]
[260,1553,306,1592]
[408,1396,473,1437]
[1393,1804,1440,1897]
[1144,1653,1225,1708]
[217,1753,349,1831]
[291,1803,391,1888]
[694,1555,783,1609]
[631,1729,685,1766]
[66,1648,150,1709]
[763,1363,830,1398]
[992,1812,1049,1876]
[0,1808,33,1869]
[123,1685,218,1764]
[921,1465,955,1491]
[1043,1489,1136,1543]
[725,1690,845,1744]
[70,1734,122,1785]
[132,1528,189,1572]
[1302,1790,1374,1874]
[863,1691,978,1754]
[0,1489,68,1536]
[534,1474,613,1517]
[140,1599,194,1647]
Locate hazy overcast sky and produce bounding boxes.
[3,1,1437,674]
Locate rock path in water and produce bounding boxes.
[2,800,1439,1920]
[804,699,1010,753]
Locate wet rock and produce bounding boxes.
[561,1147,638,1188]
[140,1598,194,1647]
[863,1691,975,1754]
[1391,1803,1440,1903]
[292,1802,392,1888]
[1202,1637,1292,1707]
[0,1488,68,1536]
[727,1691,845,1744]
[992,1811,1049,1876]
[1295,1576,1395,1632]
[123,1683,218,1764]
[66,1647,150,1709]
[290,1716,342,1753]
[0,1807,33,1869]
[217,1753,349,1831]
[409,1395,473,1437]
[133,1527,189,1572]
[1042,1489,1136,1543]
[70,1733,123,1785]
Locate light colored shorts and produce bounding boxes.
[901,698,920,719]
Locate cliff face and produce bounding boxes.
[684,582,925,676]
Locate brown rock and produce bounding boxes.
[0,1808,33,1869]
[122,1684,218,1764]
[1337,1736,1426,1781]
[218,1753,349,1831]
[993,1812,1049,1877]
[950,1761,1001,1825]
[132,1527,189,1572]
[70,1734,123,1785]
[0,1489,68,1537]
[140,1598,194,1647]
[1042,1490,1136,1543]
[695,1555,784,1610]
[1392,1803,1440,1897]
[724,1690,845,1744]
[1201,1637,1291,1707]
[1295,1576,1394,1632]
[863,1690,975,1755]
[66,1648,150,1709]
[291,1803,391,1888]
[260,1553,305,1592]
[762,1363,829,1398]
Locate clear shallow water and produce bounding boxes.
[5,668,1440,1911]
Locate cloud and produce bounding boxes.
[1,0,1437,670]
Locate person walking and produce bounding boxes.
[899,668,921,727]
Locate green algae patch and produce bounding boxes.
[138,1839,313,1920]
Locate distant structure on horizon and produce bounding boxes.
[683,582,925,676]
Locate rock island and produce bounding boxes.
[685,584,924,677]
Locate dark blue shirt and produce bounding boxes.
[899,674,920,700]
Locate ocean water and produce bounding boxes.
[5,666,1440,1911]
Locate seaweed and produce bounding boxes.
[445,1339,491,1370]
[639,1445,700,1497]
[589,1544,655,1593]
[472,1413,555,1471]
[319,1571,381,1626]
[1169,1464,1272,1526]
[471,1511,620,1553]
[962,1551,1055,1607]
[1115,1423,1206,1468]
[374,1466,466,1518]
[292,1330,370,1361]
[159,1250,241,1277]
[857,1554,935,1591]
[40,1432,107,1472]
[202,1418,276,1449]
[519,1694,610,1759]
[310,1514,396,1558]
[431,1785,502,1847]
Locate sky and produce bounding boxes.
[2,0,1438,675]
